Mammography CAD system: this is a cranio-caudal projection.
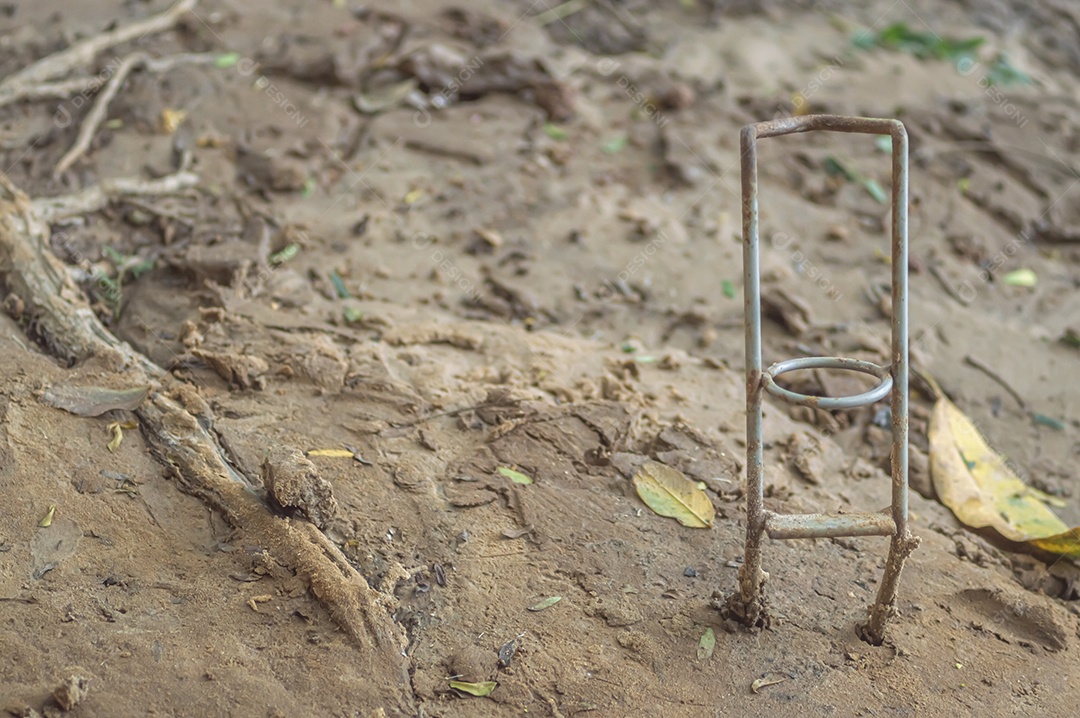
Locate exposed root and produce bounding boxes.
[53,52,146,177]
[52,53,218,178]
[0,169,415,713]
[32,171,199,223]
[0,0,197,107]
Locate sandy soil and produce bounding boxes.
[2,0,1080,716]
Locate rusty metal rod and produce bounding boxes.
[730,114,917,644]
[763,356,892,409]
[764,511,895,540]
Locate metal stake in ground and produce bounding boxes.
[725,115,920,645]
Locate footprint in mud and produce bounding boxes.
[957,587,1068,652]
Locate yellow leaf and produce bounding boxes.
[497,467,533,485]
[404,189,423,205]
[107,422,124,452]
[632,461,715,528]
[161,108,187,134]
[39,505,56,527]
[306,449,355,458]
[929,395,1080,556]
[448,680,497,697]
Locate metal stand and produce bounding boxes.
[729,115,920,645]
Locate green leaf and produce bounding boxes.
[722,280,735,299]
[861,178,888,204]
[497,467,533,485]
[602,136,628,154]
[1031,413,1065,431]
[855,22,984,62]
[215,52,242,69]
[527,596,562,612]
[1002,268,1036,287]
[329,270,350,299]
[343,306,364,323]
[269,243,299,265]
[985,53,1031,87]
[851,32,878,51]
[449,680,497,697]
[543,123,568,141]
[697,627,716,660]
[822,156,857,181]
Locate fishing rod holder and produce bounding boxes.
[728,115,919,645]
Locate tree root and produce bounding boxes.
[52,53,219,178]
[0,0,197,107]
[32,171,200,223]
[0,170,415,713]
[53,52,146,177]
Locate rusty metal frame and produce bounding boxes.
[732,115,920,645]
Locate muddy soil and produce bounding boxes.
[2,0,1080,716]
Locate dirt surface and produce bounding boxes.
[2,0,1080,716]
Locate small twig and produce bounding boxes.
[963,354,1028,412]
[4,53,217,112]
[383,398,530,434]
[0,0,196,106]
[120,197,196,227]
[4,77,92,103]
[928,262,972,306]
[32,171,199,222]
[54,52,146,177]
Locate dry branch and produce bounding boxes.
[51,53,218,178]
[53,53,146,177]
[0,170,415,713]
[32,171,199,223]
[0,0,197,107]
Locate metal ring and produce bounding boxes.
[762,356,892,410]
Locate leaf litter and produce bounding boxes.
[448,680,497,697]
[632,461,715,528]
[41,384,150,417]
[929,391,1080,557]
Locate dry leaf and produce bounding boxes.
[930,394,1080,556]
[161,108,187,133]
[247,594,272,612]
[751,675,787,693]
[448,680,497,697]
[106,420,139,453]
[39,505,56,527]
[41,384,150,417]
[632,461,715,528]
[306,448,355,458]
[527,596,562,612]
